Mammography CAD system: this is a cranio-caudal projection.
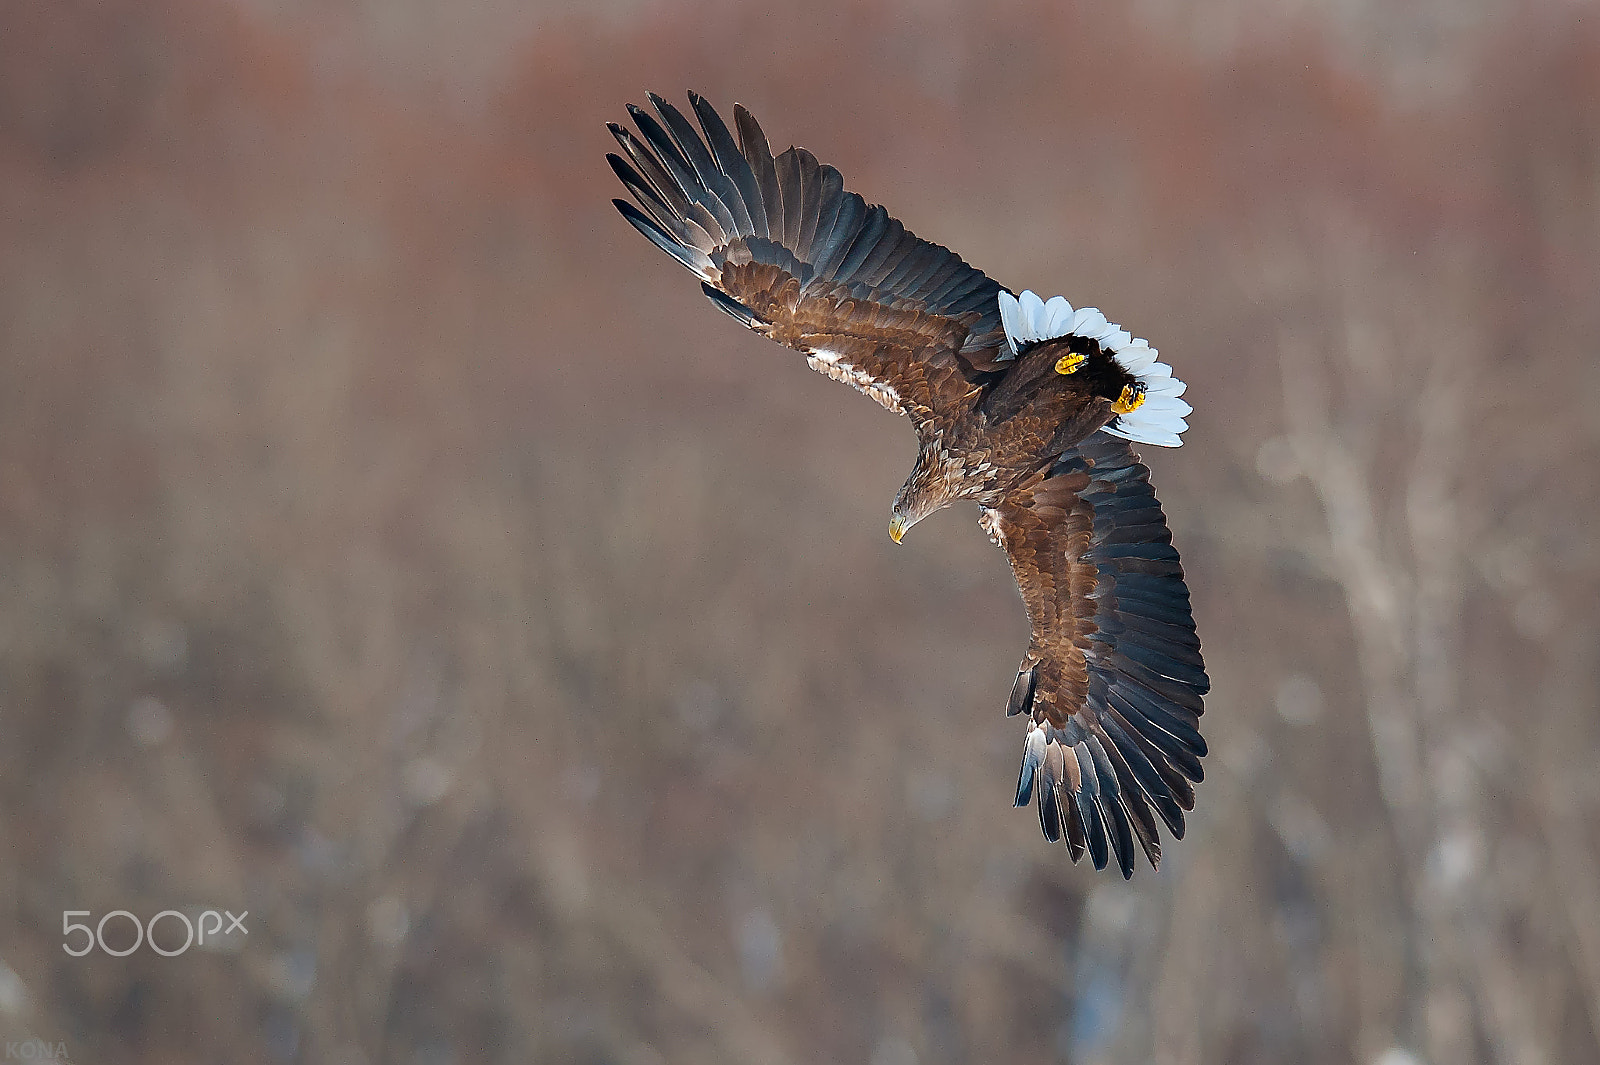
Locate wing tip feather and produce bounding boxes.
[614,199,713,277]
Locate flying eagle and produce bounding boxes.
[607,93,1209,878]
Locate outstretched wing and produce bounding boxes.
[608,92,1008,425]
[989,432,1209,878]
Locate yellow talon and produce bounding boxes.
[1112,384,1146,414]
[1054,352,1086,375]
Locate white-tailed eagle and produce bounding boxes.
[608,93,1208,878]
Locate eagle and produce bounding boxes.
[607,93,1209,878]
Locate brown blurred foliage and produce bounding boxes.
[1,2,1597,1063]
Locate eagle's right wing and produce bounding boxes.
[608,92,1009,427]
[988,432,1209,878]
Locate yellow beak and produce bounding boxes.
[888,513,907,544]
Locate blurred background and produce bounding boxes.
[1,1,1598,1063]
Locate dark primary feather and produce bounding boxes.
[613,198,712,276]
[995,433,1209,877]
[1007,665,1038,718]
[734,104,782,238]
[647,93,745,238]
[701,281,764,328]
[689,94,765,238]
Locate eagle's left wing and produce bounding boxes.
[607,93,1009,428]
[988,432,1209,878]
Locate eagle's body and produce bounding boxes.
[903,336,1142,509]
[609,93,1209,878]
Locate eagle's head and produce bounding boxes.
[889,444,961,544]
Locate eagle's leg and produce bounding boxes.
[1112,383,1147,414]
[1054,352,1086,375]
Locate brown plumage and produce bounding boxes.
[608,93,1209,878]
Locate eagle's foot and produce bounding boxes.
[1112,383,1147,415]
[1054,352,1086,375]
